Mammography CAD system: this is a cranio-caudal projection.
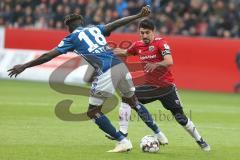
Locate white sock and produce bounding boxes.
[119,102,131,134]
[184,119,202,141]
[120,138,128,143]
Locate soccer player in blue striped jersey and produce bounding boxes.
[8,6,168,152]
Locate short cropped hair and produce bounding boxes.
[139,19,155,30]
[64,13,84,26]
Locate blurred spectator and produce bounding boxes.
[116,0,128,17]
[0,0,240,38]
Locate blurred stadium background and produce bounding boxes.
[1,0,240,37]
[0,0,240,160]
[0,0,240,92]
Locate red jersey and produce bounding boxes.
[127,37,174,88]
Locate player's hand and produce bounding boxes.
[138,6,151,18]
[144,63,158,72]
[113,48,127,55]
[8,64,26,78]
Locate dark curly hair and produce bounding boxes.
[64,13,85,32]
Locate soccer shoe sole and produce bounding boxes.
[107,148,132,153]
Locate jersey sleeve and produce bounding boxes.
[55,34,75,54]
[159,41,171,57]
[127,42,137,55]
[96,25,111,37]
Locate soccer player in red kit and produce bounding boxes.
[111,19,211,151]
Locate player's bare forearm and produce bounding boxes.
[105,15,140,34]
[104,6,151,34]
[8,49,60,78]
[156,55,173,68]
[113,48,128,56]
[23,50,60,68]
[156,60,173,68]
[144,55,173,72]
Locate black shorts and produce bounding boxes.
[135,85,183,111]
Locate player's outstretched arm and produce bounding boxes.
[104,6,151,34]
[8,50,60,78]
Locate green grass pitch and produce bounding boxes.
[0,80,240,160]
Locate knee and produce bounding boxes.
[87,104,103,119]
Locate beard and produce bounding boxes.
[143,39,150,44]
